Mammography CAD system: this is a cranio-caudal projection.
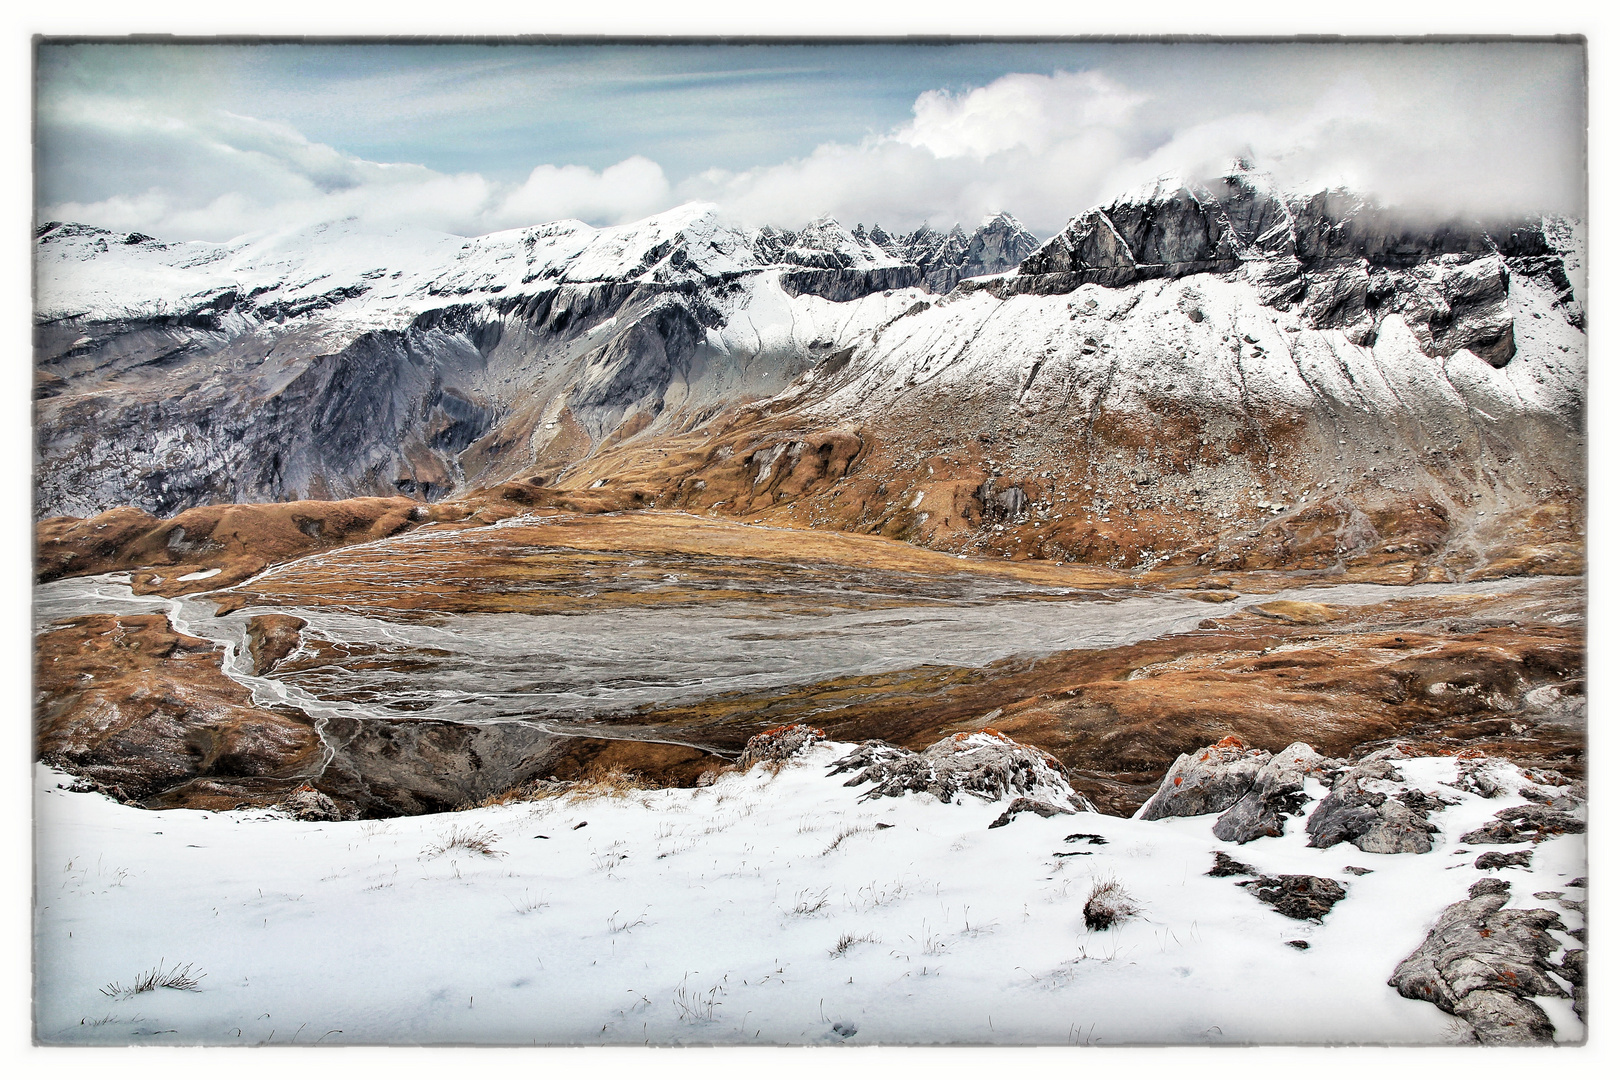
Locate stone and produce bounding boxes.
[280,783,342,822]
[988,797,1074,828]
[1474,849,1533,871]
[739,724,826,769]
[1459,803,1586,845]
[1239,874,1347,922]
[1212,741,1323,843]
[1388,877,1567,1044]
[1207,851,1257,878]
[1558,948,1586,1021]
[1304,760,1438,854]
[1136,735,1272,821]
[829,730,1092,810]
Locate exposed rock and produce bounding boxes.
[1474,849,1533,871]
[1212,740,1323,843]
[1014,163,1549,363]
[870,212,1040,293]
[1304,758,1439,854]
[738,723,826,769]
[988,796,1074,828]
[1207,851,1258,878]
[829,729,1091,809]
[280,783,342,821]
[1388,877,1567,1044]
[1136,735,1271,820]
[1459,803,1586,845]
[1558,948,1586,1021]
[35,613,323,806]
[245,613,307,676]
[1449,754,1523,798]
[1239,874,1347,922]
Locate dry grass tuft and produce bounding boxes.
[829,932,878,957]
[100,961,205,1000]
[820,823,874,856]
[565,765,650,804]
[422,824,506,859]
[1083,876,1141,931]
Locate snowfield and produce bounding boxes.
[33,744,1585,1046]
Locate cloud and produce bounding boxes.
[494,157,671,227]
[683,66,1584,234]
[898,70,1144,160]
[36,54,1584,244]
[37,98,675,241]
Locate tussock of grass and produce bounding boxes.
[828,932,877,957]
[820,823,873,856]
[100,961,205,1000]
[468,764,666,810]
[566,765,648,804]
[422,824,506,859]
[1083,876,1141,931]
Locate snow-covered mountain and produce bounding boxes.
[34,167,1584,579]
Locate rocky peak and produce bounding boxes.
[1009,167,1578,365]
[753,217,896,272]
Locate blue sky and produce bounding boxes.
[34,40,1587,240]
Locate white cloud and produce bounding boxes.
[493,157,671,229]
[38,100,676,241]
[682,67,1583,234]
[898,70,1144,160]
[38,60,1583,244]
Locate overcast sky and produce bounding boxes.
[34,40,1586,242]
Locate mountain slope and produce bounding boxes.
[33,171,1584,580]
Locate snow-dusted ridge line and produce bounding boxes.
[33,201,1038,328]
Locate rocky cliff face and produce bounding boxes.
[1008,167,1581,367]
[34,173,1585,579]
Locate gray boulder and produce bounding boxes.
[1136,736,1272,821]
[829,731,1093,810]
[1304,760,1439,854]
[739,723,826,769]
[1212,741,1323,843]
[1388,878,1568,1044]
[987,796,1074,829]
[280,783,342,822]
[1474,849,1533,871]
[1460,803,1586,845]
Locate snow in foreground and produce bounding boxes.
[33,746,1584,1046]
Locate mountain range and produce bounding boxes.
[34,163,1584,581]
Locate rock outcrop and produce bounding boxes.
[1388,878,1570,1044]
[1008,163,1576,366]
[1237,874,1347,922]
[1460,802,1587,845]
[1304,755,1442,854]
[1211,741,1323,843]
[739,723,826,769]
[1135,735,1273,821]
[828,729,1092,810]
